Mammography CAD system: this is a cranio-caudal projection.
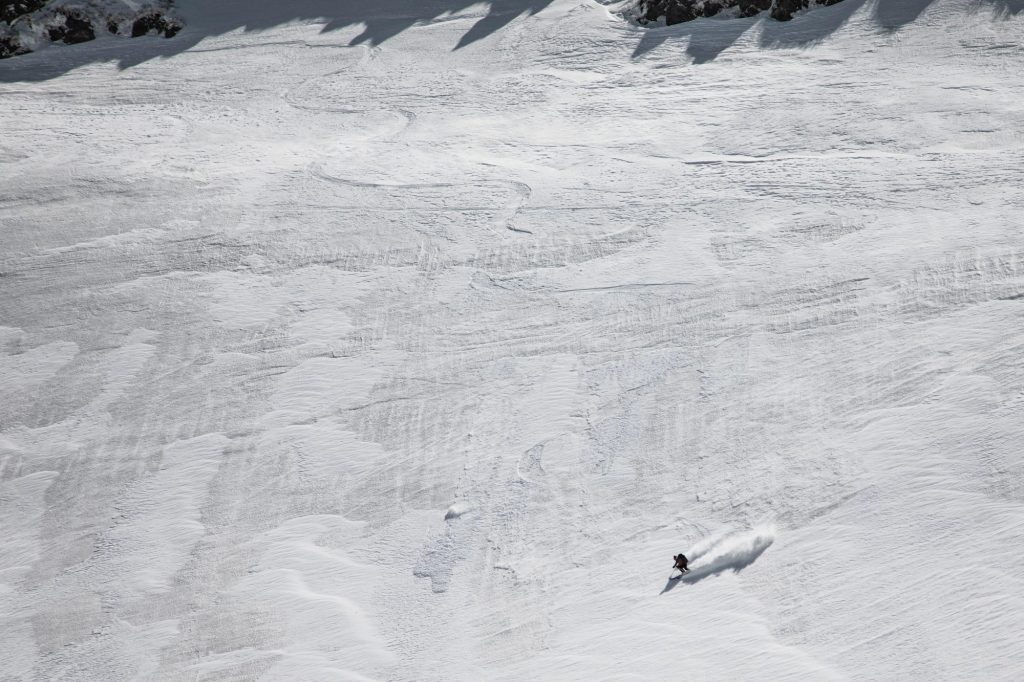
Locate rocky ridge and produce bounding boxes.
[637,0,846,24]
[1,0,181,59]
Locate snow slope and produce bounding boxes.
[2,0,1024,679]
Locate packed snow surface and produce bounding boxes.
[2,0,1024,680]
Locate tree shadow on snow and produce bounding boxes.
[660,526,774,594]
[631,0,1019,63]
[0,0,555,82]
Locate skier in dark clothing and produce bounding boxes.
[673,553,689,575]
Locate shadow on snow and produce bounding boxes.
[1,0,1020,81]
[0,0,555,82]
[631,0,1023,63]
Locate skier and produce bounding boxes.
[672,553,689,576]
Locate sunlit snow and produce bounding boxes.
[2,0,1023,680]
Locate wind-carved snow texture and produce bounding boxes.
[2,0,1024,680]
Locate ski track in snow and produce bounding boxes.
[2,0,1024,680]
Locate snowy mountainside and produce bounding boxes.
[1,0,1024,680]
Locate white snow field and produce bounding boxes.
[2,0,1024,679]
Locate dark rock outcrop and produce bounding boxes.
[638,0,845,24]
[47,10,94,44]
[0,1,182,59]
[738,0,773,18]
[770,0,807,20]
[130,11,181,38]
[2,0,44,24]
[0,33,27,57]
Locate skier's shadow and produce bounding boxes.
[659,535,773,594]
